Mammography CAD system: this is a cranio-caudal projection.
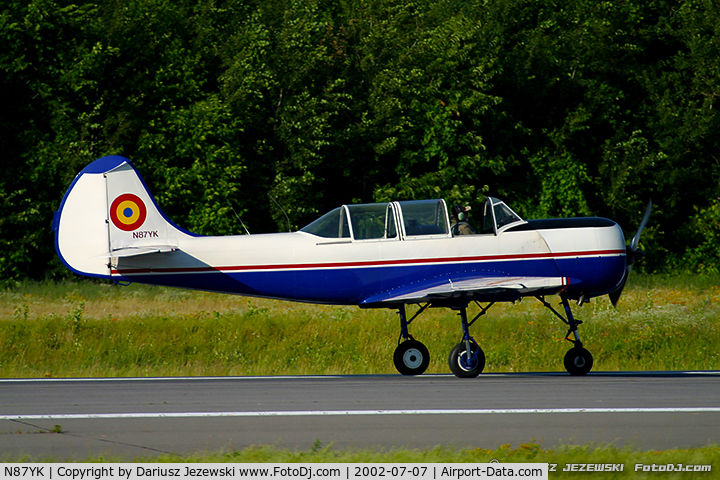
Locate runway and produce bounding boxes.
[1,372,719,459]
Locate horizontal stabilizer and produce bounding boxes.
[102,245,179,258]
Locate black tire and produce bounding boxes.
[448,342,485,378]
[564,347,593,375]
[393,340,430,376]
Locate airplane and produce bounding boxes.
[53,155,650,378]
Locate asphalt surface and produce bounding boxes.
[1,372,719,459]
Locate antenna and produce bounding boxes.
[268,193,293,232]
[225,199,251,235]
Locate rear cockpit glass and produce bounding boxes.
[346,203,397,240]
[398,200,449,236]
[302,199,451,239]
[300,207,350,238]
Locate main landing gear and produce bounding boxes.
[536,295,594,375]
[447,302,492,378]
[392,294,594,377]
[393,301,492,378]
[393,304,431,375]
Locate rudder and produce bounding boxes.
[54,156,187,278]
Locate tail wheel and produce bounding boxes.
[393,340,430,376]
[564,347,593,376]
[448,342,485,378]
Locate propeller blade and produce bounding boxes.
[611,200,651,307]
[630,200,652,252]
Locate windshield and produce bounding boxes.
[494,202,522,229]
[482,197,525,234]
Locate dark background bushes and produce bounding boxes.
[2,0,719,280]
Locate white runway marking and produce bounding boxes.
[4,407,720,420]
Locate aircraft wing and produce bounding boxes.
[361,276,575,306]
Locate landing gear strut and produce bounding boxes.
[537,295,594,375]
[393,304,430,375]
[447,302,492,378]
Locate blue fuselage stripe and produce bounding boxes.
[119,255,626,305]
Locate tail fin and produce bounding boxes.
[54,156,189,278]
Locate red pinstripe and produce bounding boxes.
[112,249,626,276]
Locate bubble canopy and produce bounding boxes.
[300,197,526,240]
[300,200,450,240]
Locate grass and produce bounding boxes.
[0,275,719,377]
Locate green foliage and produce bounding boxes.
[675,199,720,275]
[1,0,720,278]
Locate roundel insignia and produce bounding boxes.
[110,193,147,231]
